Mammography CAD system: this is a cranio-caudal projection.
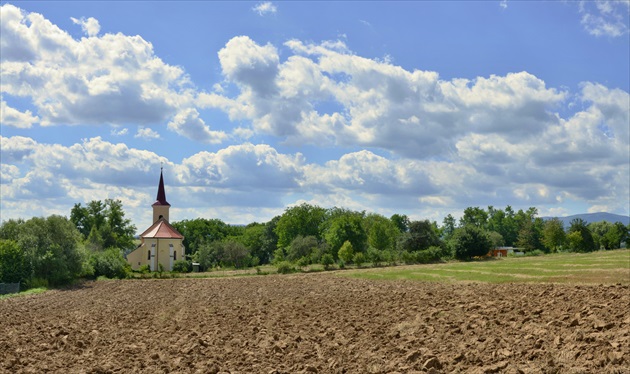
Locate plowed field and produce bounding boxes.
[1,274,628,373]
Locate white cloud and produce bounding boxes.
[579,1,630,37]
[0,100,38,128]
[70,16,100,37]
[215,37,566,158]
[0,4,192,128]
[111,128,128,136]
[167,108,227,144]
[499,0,508,10]
[252,2,277,16]
[135,127,161,140]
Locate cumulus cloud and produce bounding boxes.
[135,126,161,140]
[252,2,277,16]
[579,1,630,37]
[0,4,192,128]
[70,16,100,37]
[167,108,228,144]
[0,100,38,128]
[212,37,567,158]
[111,128,128,136]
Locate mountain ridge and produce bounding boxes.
[541,212,629,227]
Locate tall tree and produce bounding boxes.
[459,207,488,229]
[275,203,327,248]
[364,213,400,251]
[71,199,136,251]
[390,214,410,233]
[323,210,367,254]
[451,225,492,260]
[542,218,566,252]
[441,214,457,240]
[568,218,596,253]
[398,220,442,252]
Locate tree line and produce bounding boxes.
[173,204,629,272]
[1,201,628,287]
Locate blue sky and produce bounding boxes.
[1,1,629,231]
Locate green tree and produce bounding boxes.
[286,235,318,262]
[239,223,266,263]
[221,240,251,269]
[6,216,88,286]
[398,220,442,252]
[390,214,410,233]
[0,240,31,284]
[441,214,457,240]
[337,240,354,263]
[589,221,628,250]
[487,231,505,248]
[459,207,489,229]
[364,213,400,251]
[451,225,492,260]
[171,218,232,257]
[542,218,566,252]
[323,210,367,254]
[89,247,130,279]
[568,218,596,253]
[71,199,136,251]
[275,204,327,248]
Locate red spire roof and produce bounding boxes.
[152,168,171,207]
[140,218,183,239]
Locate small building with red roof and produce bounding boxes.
[126,169,185,271]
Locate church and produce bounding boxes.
[126,169,185,271]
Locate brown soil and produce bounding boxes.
[1,274,628,373]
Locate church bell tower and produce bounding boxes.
[152,168,171,222]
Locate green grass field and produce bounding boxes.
[344,249,630,285]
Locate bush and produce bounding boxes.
[525,249,545,257]
[137,264,150,274]
[296,256,310,268]
[452,225,492,260]
[172,260,192,273]
[367,247,384,266]
[337,240,354,263]
[353,252,365,268]
[0,240,31,285]
[276,261,295,274]
[321,254,335,270]
[272,248,286,264]
[89,248,130,279]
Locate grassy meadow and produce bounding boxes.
[344,249,630,285]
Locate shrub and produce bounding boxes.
[89,248,130,279]
[353,252,365,268]
[0,240,31,285]
[401,251,417,264]
[367,247,384,266]
[172,260,192,273]
[276,261,295,274]
[272,248,286,264]
[321,254,335,270]
[296,256,310,268]
[452,225,492,260]
[525,249,545,257]
[287,235,318,262]
[337,240,354,263]
[137,264,150,274]
[338,259,346,269]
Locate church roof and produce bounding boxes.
[152,169,171,207]
[140,218,184,239]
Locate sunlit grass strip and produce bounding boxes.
[0,287,48,301]
[344,249,630,285]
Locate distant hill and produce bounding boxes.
[542,212,630,228]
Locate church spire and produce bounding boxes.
[153,167,170,207]
[152,167,171,222]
